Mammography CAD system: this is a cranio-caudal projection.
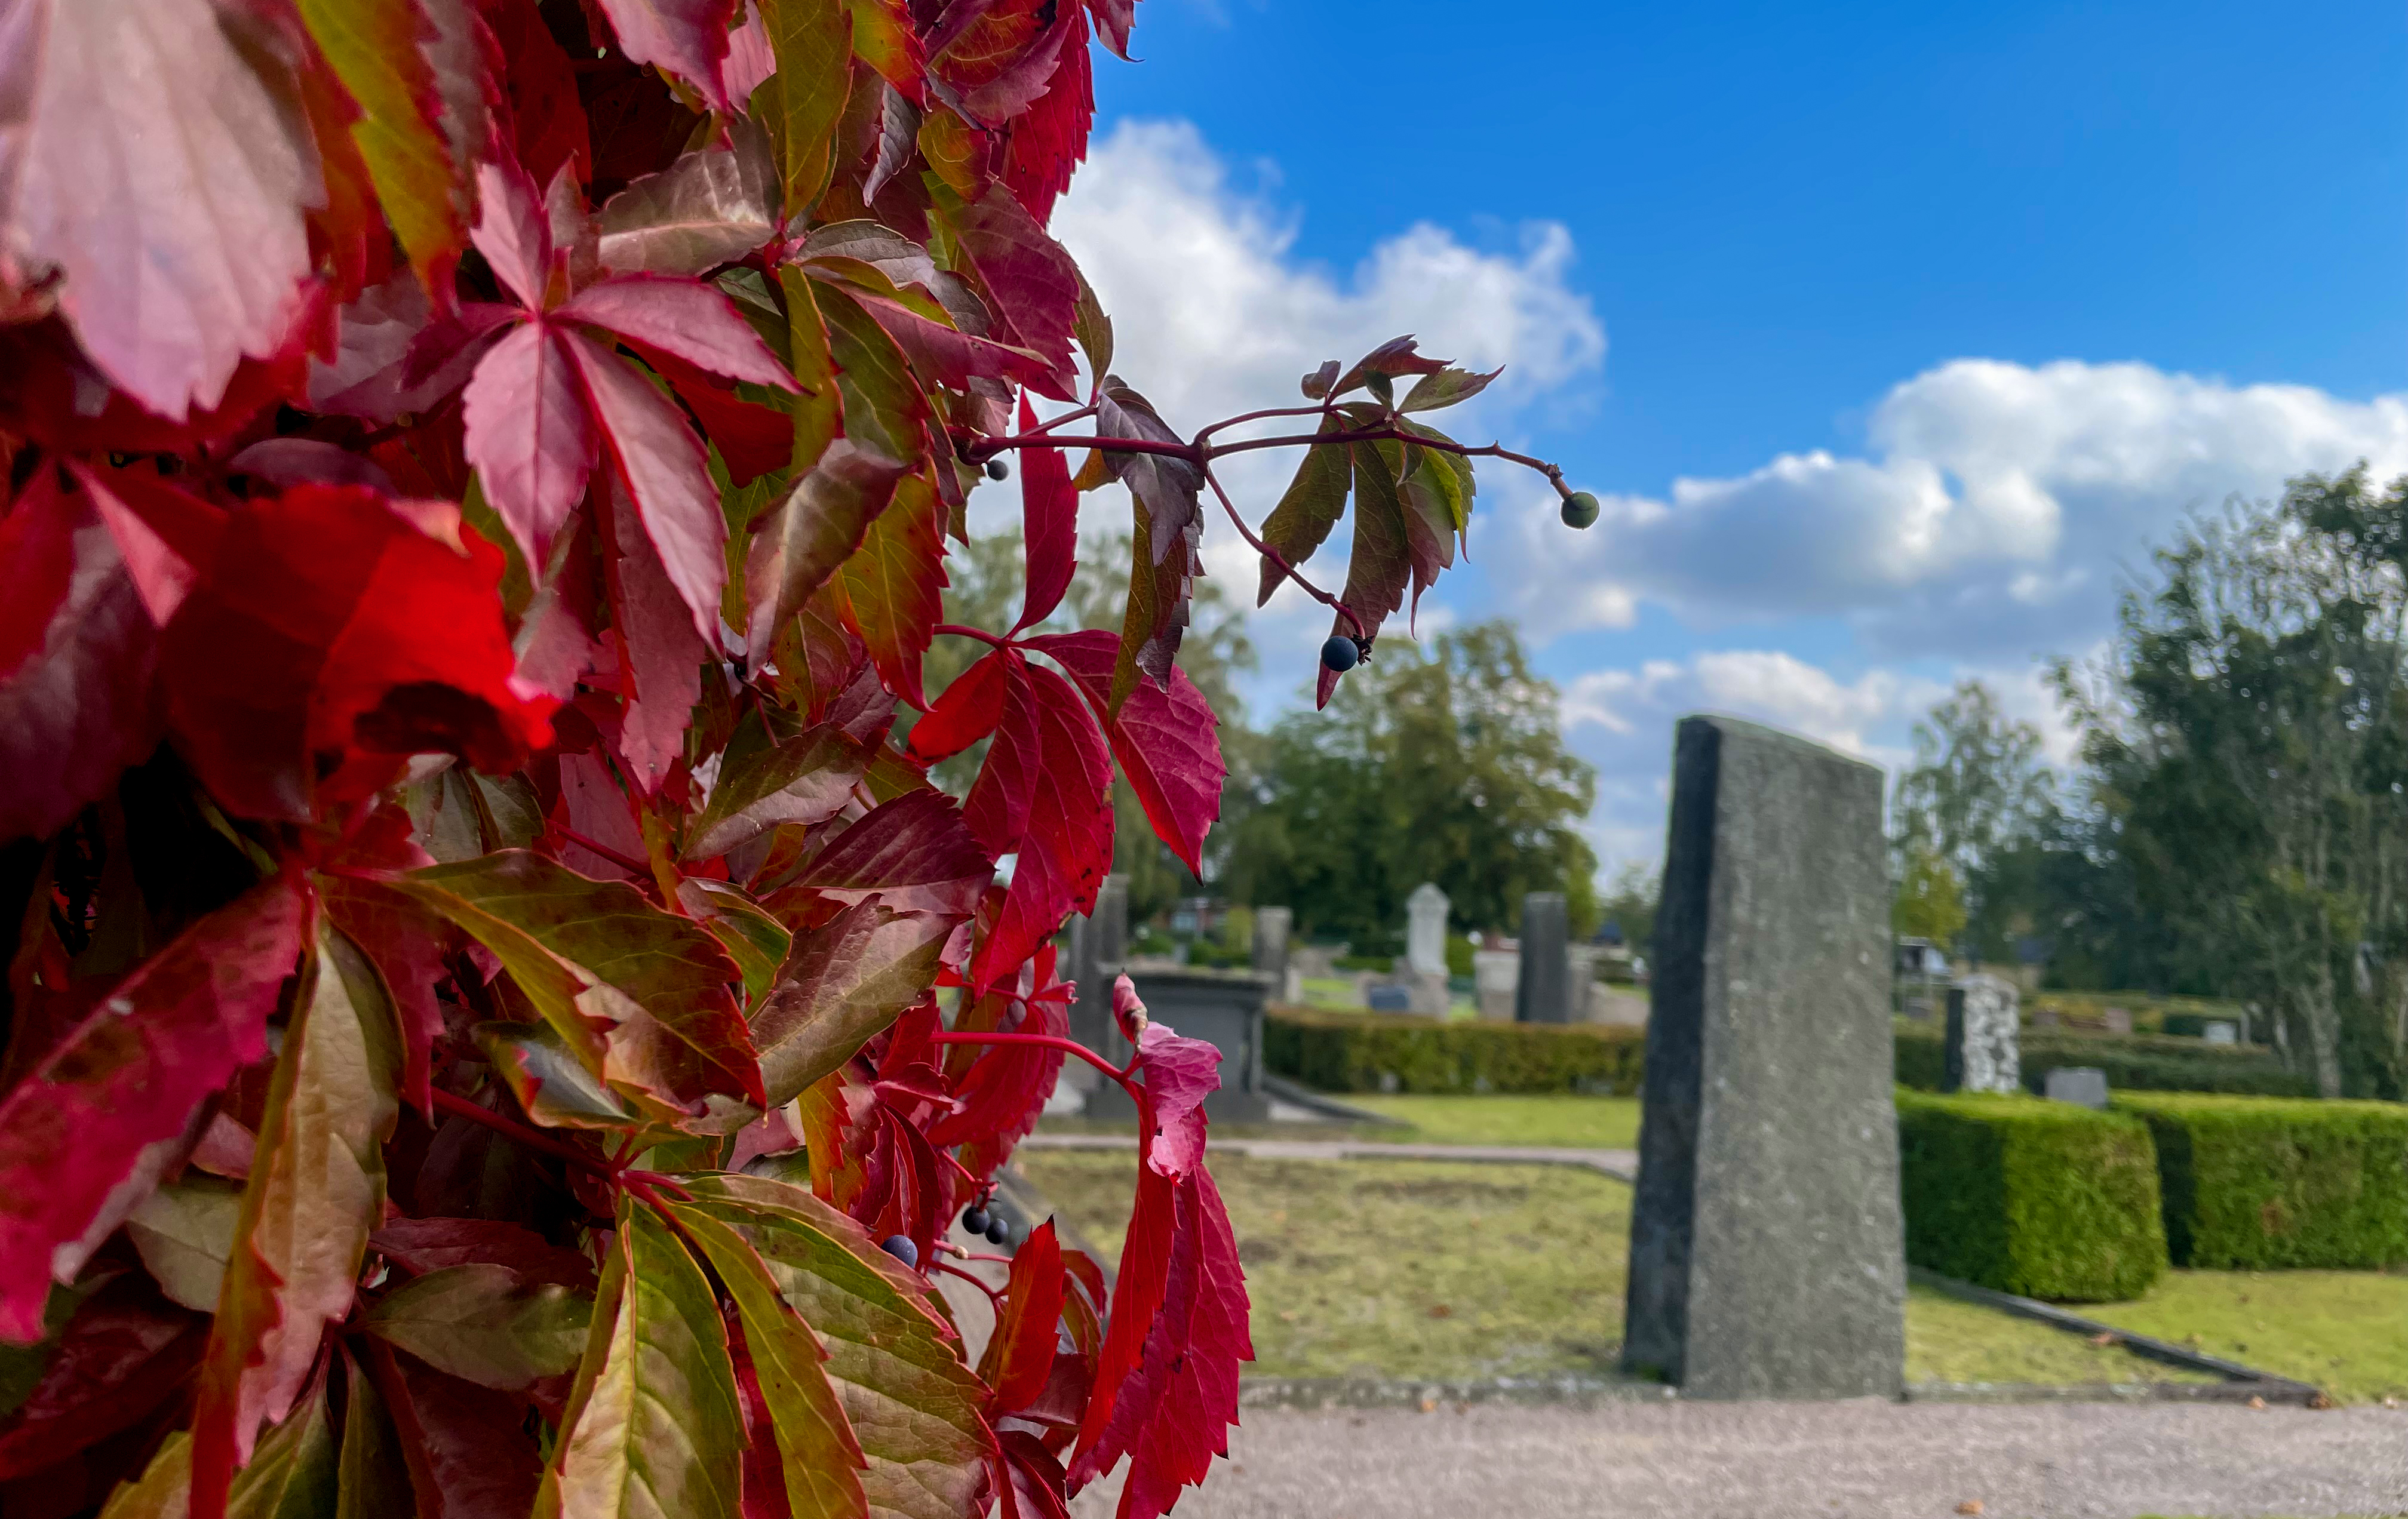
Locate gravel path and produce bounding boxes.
[1070,1400,2408,1519]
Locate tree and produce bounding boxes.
[2059,469,2408,1096]
[1220,622,1598,951]
[1891,838,1969,946]
[1890,679,2056,960]
[1599,861,1659,959]
[0,5,1593,1517]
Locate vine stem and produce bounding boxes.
[1202,467,1363,639]
[933,623,1009,648]
[430,1089,610,1177]
[926,1030,1141,1106]
[554,826,650,877]
[932,1257,1005,1305]
[969,422,1569,495]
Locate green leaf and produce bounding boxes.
[99,1429,192,1519]
[751,899,955,1108]
[536,1203,743,1519]
[1342,439,1414,634]
[1255,414,1354,607]
[759,0,856,211]
[126,1176,242,1313]
[363,1265,591,1391]
[398,851,763,1120]
[297,0,466,294]
[666,1202,870,1519]
[680,1176,993,1519]
[336,1352,413,1519]
[817,281,932,471]
[1399,365,1502,414]
[229,1371,337,1519]
[687,719,871,861]
[740,438,913,666]
[192,928,399,1516]
[678,879,796,1001]
[476,1022,646,1130]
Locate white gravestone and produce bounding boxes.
[1406,883,1450,977]
[1945,973,2021,1094]
[1472,949,1519,1021]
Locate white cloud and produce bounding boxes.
[1024,119,1604,687]
[1488,359,2408,658]
[1562,650,1946,771]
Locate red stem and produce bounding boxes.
[932,623,1009,648]
[430,1089,610,1177]
[926,1030,1141,1103]
[1203,467,1363,638]
[555,826,651,877]
[932,1257,1005,1305]
[973,424,1568,494]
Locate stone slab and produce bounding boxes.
[1515,893,1572,1023]
[1623,715,1906,1399]
[2044,1066,2109,1109]
[1944,973,2021,1094]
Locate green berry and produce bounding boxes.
[1560,491,1600,530]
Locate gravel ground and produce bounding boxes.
[1069,1399,2408,1519]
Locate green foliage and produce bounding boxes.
[2114,1093,2408,1269]
[1893,1025,2315,1097]
[1891,837,1967,946]
[1218,622,1598,952]
[1264,1008,1642,1094]
[1597,862,1658,958]
[1896,1091,2169,1302]
[1890,679,2058,961]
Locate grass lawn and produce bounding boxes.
[1338,1094,1644,1150]
[2090,1269,2408,1403]
[1015,1150,2192,1388]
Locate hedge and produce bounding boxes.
[2113,1093,2408,1269]
[1263,1007,1645,1094]
[1896,1091,2169,1302]
[1893,1024,2313,1097]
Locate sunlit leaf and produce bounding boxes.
[364,1263,590,1390]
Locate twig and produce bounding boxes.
[971,424,1570,497]
[430,1089,610,1177]
[932,623,1010,648]
[554,826,651,877]
[1203,467,1363,638]
[932,1257,1005,1306]
[926,1030,1141,1104]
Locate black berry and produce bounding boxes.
[1320,635,1360,674]
[1560,491,1600,530]
[984,458,1010,481]
[985,1217,1012,1247]
[879,1234,919,1269]
[962,1206,991,1236]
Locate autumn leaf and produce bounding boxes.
[298,0,474,300]
[0,877,303,1343]
[191,927,401,1519]
[926,949,1069,1182]
[752,900,957,1108]
[836,469,949,709]
[592,0,739,115]
[999,7,1094,222]
[758,0,856,211]
[686,718,870,859]
[979,1220,1065,1414]
[963,656,1114,991]
[368,1338,545,1519]
[948,187,1082,397]
[370,1217,600,1291]
[597,135,781,277]
[743,439,913,664]
[0,1272,206,1480]
[363,1264,591,1391]
[1024,630,1224,875]
[1400,364,1503,413]
[1015,394,1080,630]
[1254,412,1358,607]
[1092,379,1202,708]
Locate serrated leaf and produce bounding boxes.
[569,330,729,651]
[678,879,796,1001]
[1070,267,1113,383]
[784,792,994,918]
[127,1177,242,1314]
[1092,379,1201,707]
[1314,441,1412,709]
[0,1273,208,1481]
[835,469,947,709]
[371,1217,599,1291]
[1014,394,1079,631]
[597,140,779,277]
[666,1203,869,1519]
[192,928,400,1519]
[478,1023,645,1130]
[742,438,912,663]
[462,323,597,573]
[760,0,855,210]
[687,719,869,859]
[680,1175,993,1519]
[752,901,956,1108]
[367,1339,542,1519]
[0,876,303,1343]
[1024,630,1224,876]
[817,282,933,471]
[537,1201,743,1519]
[1255,414,1353,607]
[591,0,738,113]
[364,1264,589,1390]
[599,469,711,797]
[1331,335,1447,398]
[948,189,1080,397]
[299,0,468,297]
[561,277,798,392]
[102,1429,195,1519]
[965,658,1114,991]
[978,1222,1062,1412]
[1399,364,1502,414]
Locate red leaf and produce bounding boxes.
[593,0,738,114]
[369,1218,599,1292]
[600,473,711,794]
[845,288,1061,394]
[785,791,994,918]
[0,1272,207,1478]
[161,486,557,823]
[836,469,947,708]
[487,0,593,186]
[634,340,794,487]
[1000,7,1092,222]
[560,275,797,390]
[0,877,303,1342]
[1087,0,1137,60]
[321,875,449,1119]
[906,647,1011,764]
[987,1220,1065,1413]
[849,0,929,103]
[0,473,165,845]
[926,950,1067,1180]
[1023,630,1223,874]
[1013,395,1079,632]
[951,187,1081,395]
[469,153,558,313]
[76,460,226,626]
[1000,1430,1074,1519]
[369,1339,545,1519]
[2,0,321,419]
[570,330,729,650]
[965,658,1113,991]
[1133,1017,1221,1180]
[462,321,596,570]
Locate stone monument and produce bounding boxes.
[1623,715,1906,1399]
[1943,973,2020,1094]
[2044,1066,2109,1109]
[1471,949,1519,1021]
[1514,893,1571,1023]
[1401,883,1451,1014]
[1252,906,1292,978]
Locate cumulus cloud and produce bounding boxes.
[1488,359,2408,658]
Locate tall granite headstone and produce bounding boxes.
[1252,906,1292,979]
[1405,884,1450,976]
[1514,893,1571,1023]
[1623,715,1905,1399]
[1943,973,2020,1094]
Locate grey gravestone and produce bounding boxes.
[2045,1066,2109,1109]
[1514,893,1572,1023]
[2102,1006,2133,1035]
[1251,906,1292,979]
[1083,966,1273,1123]
[1471,949,1518,1021]
[1944,973,2020,1094]
[1366,985,1412,1013]
[1064,875,1128,1053]
[1406,883,1450,977]
[1623,715,1905,1399]
[2203,1020,2238,1046]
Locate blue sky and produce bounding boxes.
[1039,0,2408,872]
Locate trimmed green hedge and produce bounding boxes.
[1896,1091,2168,1302]
[1893,1024,2313,1098]
[2113,1093,2408,1269]
[1263,1007,1644,1094]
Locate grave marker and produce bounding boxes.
[1944,973,2021,1094]
[1623,715,1906,1399]
[1514,893,1572,1023]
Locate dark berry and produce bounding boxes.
[1319,635,1360,674]
[1560,491,1600,530]
[985,1217,1012,1247]
[962,1206,991,1236]
[984,458,1010,481]
[879,1234,919,1269]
